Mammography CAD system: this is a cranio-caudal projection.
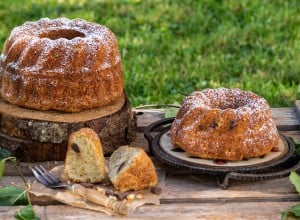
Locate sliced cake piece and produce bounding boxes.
[64,128,107,183]
[108,146,158,192]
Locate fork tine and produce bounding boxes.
[38,165,61,184]
[32,165,61,187]
[34,166,53,185]
[31,166,51,186]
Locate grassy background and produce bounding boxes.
[0,0,300,107]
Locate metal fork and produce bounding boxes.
[31,165,128,215]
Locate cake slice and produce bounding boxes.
[108,146,158,192]
[64,128,107,183]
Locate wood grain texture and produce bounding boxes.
[0,95,125,123]
[0,202,298,220]
[1,167,298,204]
[295,100,300,119]
[1,104,300,219]
[272,107,300,130]
[0,96,137,161]
[133,109,165,132]
[0,94,135,143]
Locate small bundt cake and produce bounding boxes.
[108,146,158,192]
[0,17,124,112]
[170,88,279,161]
[64,128,107,183]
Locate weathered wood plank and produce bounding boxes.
[1,171,298,204]
[133,109,165,132]
[161,174,298,201]
[2,161,63,176]
[1,107,300,219]
[295,100,300,118]
[281,130,300,142]
[271,108,300,130]
[131,132,150,152]
[0,202,298,220]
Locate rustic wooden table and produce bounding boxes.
[1,101,300,220]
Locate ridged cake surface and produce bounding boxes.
[0,17,124,112]
[170,88,279,161]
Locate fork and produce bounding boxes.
[31,165,128,215]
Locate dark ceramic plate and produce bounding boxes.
[144,118,297,176]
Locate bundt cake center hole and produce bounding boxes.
[39,29,85,40]
[213,102,245,110]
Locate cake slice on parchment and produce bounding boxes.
[108,146,158,192]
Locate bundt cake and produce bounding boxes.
[108,146,158,192]
[170,88,280,161]
[0,17,124,112]
[64,128,107,183]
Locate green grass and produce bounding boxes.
[0,0,300,107]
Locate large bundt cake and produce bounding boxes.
[0,17,124,112]
[170,88,280,161]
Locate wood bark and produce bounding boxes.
[0,94,136,162]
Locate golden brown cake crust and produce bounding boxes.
[108,146,158,192]
[170,88,280,161]
[0,18,124,112]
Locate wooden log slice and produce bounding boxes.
[0,94,137,162]
[0,133,68,162]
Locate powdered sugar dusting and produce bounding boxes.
[1,17,121,74]
[182,88,270,119]
[0,17,124,112]
[170,88,279,161]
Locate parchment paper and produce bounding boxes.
[29,165,161,216]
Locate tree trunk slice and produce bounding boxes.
[0,94,126,123]
[0,94,125,142]
[0,132,68,162]
[0,94,137,162]
[0,93,134,143]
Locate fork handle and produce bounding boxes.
[72,184,128,215]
